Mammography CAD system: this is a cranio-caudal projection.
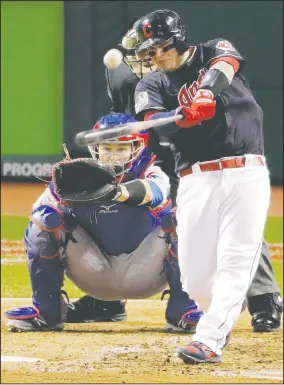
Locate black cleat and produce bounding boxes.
[248,292,283,332]
[66,295,127,323]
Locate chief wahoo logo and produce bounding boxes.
[143,23,153,38]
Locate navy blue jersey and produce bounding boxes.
[134,39,264,173]
[72,200,157,255]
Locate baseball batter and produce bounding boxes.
[133,9,277,363]
[69,17,282,334]
[5,113,203,332]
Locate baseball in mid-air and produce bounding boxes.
[103,49,123,69]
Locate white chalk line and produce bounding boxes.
[1,356,44,363]
[214,370,283,381]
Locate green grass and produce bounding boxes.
[1,214,283,299]
[1,216,29,240]
[273,260,283,296]
[264,217,283,243]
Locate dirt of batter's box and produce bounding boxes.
[1,301,283,384]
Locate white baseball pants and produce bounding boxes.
[176,155,271,355]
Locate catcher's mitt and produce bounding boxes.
[52,154,117,204]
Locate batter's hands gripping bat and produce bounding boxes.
[75,114,183,147]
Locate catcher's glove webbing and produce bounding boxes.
[52,146,117,203]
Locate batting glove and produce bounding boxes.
[175,106,203,128]
[190,89,216,120]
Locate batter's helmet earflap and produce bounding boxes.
[136,9,189,55]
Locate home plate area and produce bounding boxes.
[1,299,283,383]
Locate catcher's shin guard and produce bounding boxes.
[161,213,204,333]
[5,291,68,332]
[23,217,70,326]
[161,211,183,296]
[162,289,204,333]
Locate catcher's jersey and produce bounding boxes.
[34,163,170,256]
[134,38,265,174]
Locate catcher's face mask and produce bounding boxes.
[117,26,156,79]
[97,142,132,174]
[89,134,147,178]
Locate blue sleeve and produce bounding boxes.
[147,180,163,208]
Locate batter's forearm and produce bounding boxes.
[198,60,239,96]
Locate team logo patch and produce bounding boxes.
[135,92,149,113]
[216,40,236,51]
[143,23,153,38]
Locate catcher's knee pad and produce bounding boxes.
[26,204,77,259]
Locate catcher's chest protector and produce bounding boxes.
[70,156,160,255]
[72,201,158,256]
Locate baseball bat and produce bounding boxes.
[75,114,183,147]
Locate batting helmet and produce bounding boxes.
[136,10,188,55]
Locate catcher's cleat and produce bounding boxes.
[66,295,127,323]
[175,341,222,364]
[162,289,204,333]
[248,292,283,332]
[5,307,64,332]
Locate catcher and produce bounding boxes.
[5,113,204,332]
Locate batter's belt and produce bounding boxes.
[179,155,265,178]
